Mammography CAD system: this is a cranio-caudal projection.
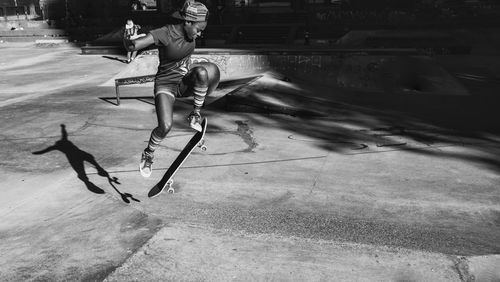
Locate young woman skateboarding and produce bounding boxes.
[124,1,220,178]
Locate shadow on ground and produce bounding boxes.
[204,71,500,175]
[32,124,140,203]
[109,69,500,175]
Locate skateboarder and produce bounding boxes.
[124,1,220,178]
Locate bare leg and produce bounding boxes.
[140,93,175,177]
[181,62,220,130]
[146,93,175,154]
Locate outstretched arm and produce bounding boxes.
[124,33,155,52]
[32,145,57,155]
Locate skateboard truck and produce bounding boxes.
[165,139,207,194]
[198,139,207,151]
[166,179,175,193]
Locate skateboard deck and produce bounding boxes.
[148,118,208,198]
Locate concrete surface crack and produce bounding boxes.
[310,151,330,194]
[452,256,475,282]
[77,116,98,133]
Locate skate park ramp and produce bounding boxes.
[104,49,470,95]
[102,49,470,117]
[92,27,125,45]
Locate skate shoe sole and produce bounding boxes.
[139,161,152,178]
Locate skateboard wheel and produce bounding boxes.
[200,145,207,151]
[167,187,175,194]
[167,179,174,185]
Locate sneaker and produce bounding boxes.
[139,150,154,178]
[187,111,202,132]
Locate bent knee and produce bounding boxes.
[201,62,220,75]
[191,66,209,84]
[155,123,172,137]
[200,63,221,94]
[192,63,220,80]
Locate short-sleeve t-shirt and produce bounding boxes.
[149,24,196,86]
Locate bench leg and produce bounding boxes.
[115,84,120,106]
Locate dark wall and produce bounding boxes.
[37,0,122,19]
[0,0,14,6]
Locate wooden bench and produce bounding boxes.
[114,74,155,105]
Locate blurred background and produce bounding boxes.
[0,0,499,51]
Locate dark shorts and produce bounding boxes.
[153,62,219,99]
[153,80,189,98]
[153,67,192,98]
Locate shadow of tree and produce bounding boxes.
[213,73,500,175]
[32,124,140,203]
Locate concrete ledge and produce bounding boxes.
[35,39,69,44]
[0,36,69,42]
[82,45,420,56]
[0,29,67,37]
[81,45,124,55]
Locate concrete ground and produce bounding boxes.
[0,42,500,281]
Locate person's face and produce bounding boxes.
[184,21,207,41]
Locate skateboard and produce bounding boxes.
[147,118,208,198]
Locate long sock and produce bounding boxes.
[146,127,164,154]
[193,86,208,108]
